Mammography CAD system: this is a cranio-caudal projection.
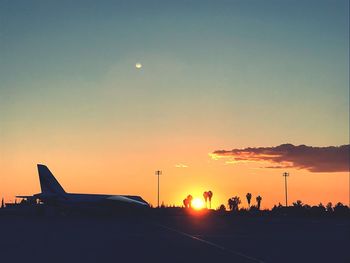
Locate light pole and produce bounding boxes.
[283,172,289,207]
[155,170,162,207]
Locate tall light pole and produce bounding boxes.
[155,170,162,208]
[283,172,289,207]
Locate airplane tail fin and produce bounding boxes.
[37,164,66,195]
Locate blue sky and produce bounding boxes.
[1,1,348,146]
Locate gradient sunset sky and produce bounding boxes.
[1,0,349,209]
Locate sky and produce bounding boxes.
[0,0,349,209]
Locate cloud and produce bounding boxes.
[212,144,350,173]
[175,163,188,168]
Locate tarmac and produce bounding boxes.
[0,214,349,263]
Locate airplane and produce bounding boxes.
[17,164,149,211]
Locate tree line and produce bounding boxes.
[179,191,349,217]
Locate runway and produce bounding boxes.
[0,215,348,263]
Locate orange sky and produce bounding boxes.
[1,134,348,209]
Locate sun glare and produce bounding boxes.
[191,197,204,210]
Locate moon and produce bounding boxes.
[135,62,142,69]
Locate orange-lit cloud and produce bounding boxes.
[175,163,188,168]
[212,144,350,173]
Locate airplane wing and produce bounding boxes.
[107,195,149,206]
[16,195,35,199]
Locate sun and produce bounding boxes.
[135,62,142,69]
[191,197,205,210]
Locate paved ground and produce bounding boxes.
[0,215,348,263]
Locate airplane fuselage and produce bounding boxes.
[18,165,149,211]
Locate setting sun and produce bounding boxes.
[191,197,205,210]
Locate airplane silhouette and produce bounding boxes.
[17,164,149,209]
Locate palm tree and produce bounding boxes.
[218,204,226,212]
[293,200,303,208]
[256,195,262,210]
[183,198,188,208]
[228,196,241,211]
[187,195,193,208]
[228,198,234,211]
[326,202,333,212]
[203,191,208,208]
[208,191,213,209]
[233,196,241,211]
[246,193,252,208]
